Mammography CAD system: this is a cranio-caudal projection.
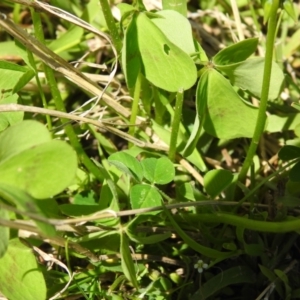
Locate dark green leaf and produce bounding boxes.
[127,230,171,244]
[278,145,300,161]
[60,204,101,216]
[289,161,300,182]
[192,266,256,299]
[122,14,141,89]
[259,264,285,298]
[197,68,258,139]
[259,264,277,282]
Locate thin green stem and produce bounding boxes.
[238,0,280,183]
[98,0,122,54]
[179,213,300,233]
[163,205,238,259]
[30,9,106,181]
[169,89,184,162]
[128,72,141,147]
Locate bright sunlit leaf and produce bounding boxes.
[0,239,47,300]
[135,13,197,92]
[216,57,284,100]
[0,121,77,199]
[130,184,162,209]
[151,10,195,54]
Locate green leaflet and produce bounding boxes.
[216,57,284,100]
[197,68,258,139]
[0,239,47,300]
[213,38,258,65]
[123,12,197,92]
[0,121,77,199]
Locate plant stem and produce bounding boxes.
[163,205,237,259]
[98,0,122,54]
[128,72,141,147]
[238,0,279,183]
[30,9,106,181]
[169,89,184,162]
[178,213,300,233]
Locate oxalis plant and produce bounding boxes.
[0,0,300,299]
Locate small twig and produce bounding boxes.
[0,200,265,229]
[178,155,204,186]
[0,104,167,151]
